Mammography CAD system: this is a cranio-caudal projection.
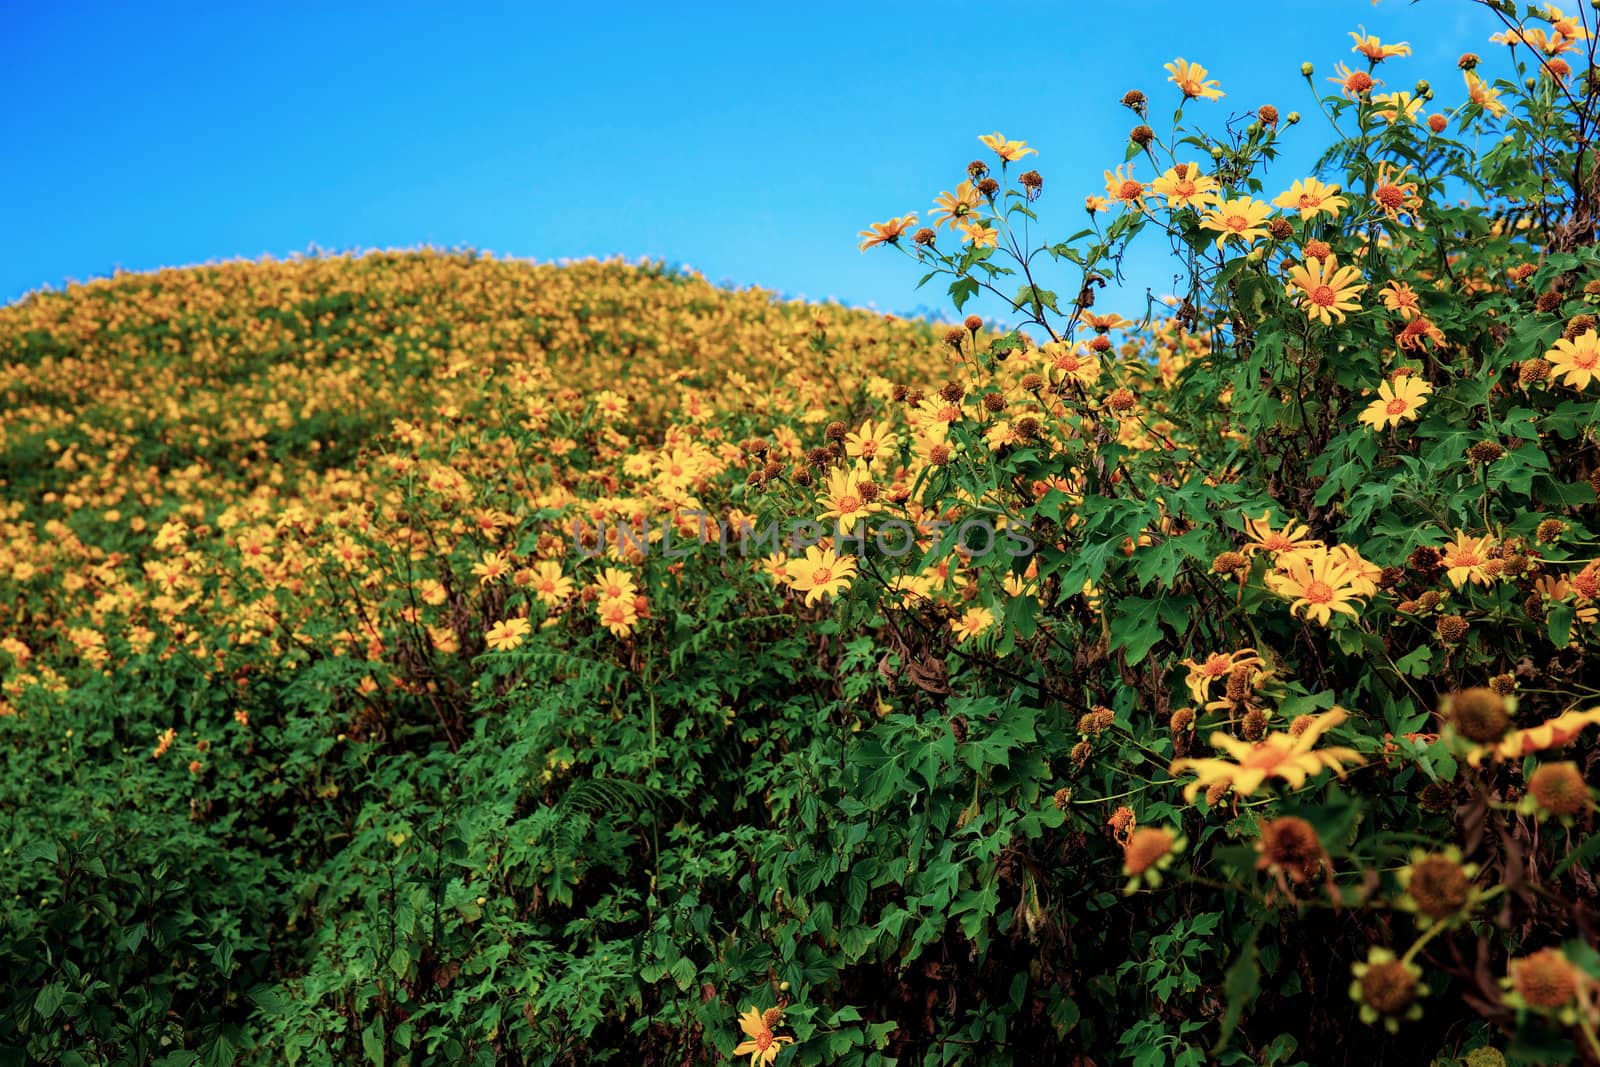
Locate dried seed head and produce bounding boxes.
[1536,290,1564,313]
[1528,762,1588,817]
[1405,852,1471,918]
[1490,673,1516,696]
[1130,124,1155,146]
[1212,550,1248,576]
[964,314,984,332]
[1564,313,1596,340]
[1436,614,1469,644]
[966,160,989,179]
[943,327,967,347]
[1121,89,1147,111]
[1268,218,1294,240]
[1257,816,1325,884]
[1467,440,1505,464]
[977,177,1000,197]
[1519,357,1552,386]
[1258,105,1279,126]
[1509,948,1581,1008]
[1536,518,1566,543]
[939,381,965,403]
[1443,687,1511,743]
[1021,372,1044,391]
[913,227,936,246]
[1303,239,1333,260]
[1458,53,1480,70]
[983,392,1006,412]
[1241,706,1270,741]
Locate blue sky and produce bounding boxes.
[4,2,1494,323]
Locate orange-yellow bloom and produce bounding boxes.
[1170,708,1361,803]
[1463,71,1507,116]
[1328,62,1380,97]
[1372,91,1424,125]
[484,616,531,651]
[732,1006,794,1066]
[978,131,1037,161]
[858,212,918,251]
[1373,162,1423,222]
[1358,374,1432,429]
[1545,328,1600,390]
[1272,178,1349,221]
[1242,510,1323,561]
[1350,31,1411,61]
[931,181,983,230]
[1438,530,1496,588]
[1382,280,1423,320]
[1150,163,1219,210]
[1494,707,1600,760]
[1103,165,1148,211]
[1199,197,1274,249]
[1266,547,1369,625]
[1285,254,1367,325]
[1165,58,1224,100]
[786,544,858,607]
[951,606,996,643]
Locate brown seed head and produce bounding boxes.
[1304,239,1333,260]
[1107,387,1137,413]
[1520,357,1552,386]
[1536,291,1563,313]
[1458,53,1480,70]
[1443,687,1511,743]
[939,381,965,403]
[1121,89,1147,111]
[983,392,1007,413]
[913,227,936,246]
[1436,614,1469,644]
[1130,124,1155,146]
[967,160,989,179]
[1536,518,1566,544]
[1406,853,1471,918]
[964,314,984,332]
[1257,816,1325,884]
[977,177,1000,197]
[1268,218,1294,240]
[1467,440,1505,464]
[1212,550,1248,576]
[1510,948,1580,1008]
[1258,105,1279,126]
[1359,958,1420,1016]
[1564,313,1596,340]
[1528,762,1588,816]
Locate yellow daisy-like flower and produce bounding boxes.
[1544,328,1600,390]
[978,131,1037,161]
[930,180,983,230]
[1328,62,1380,98]
[1265,547,1368,625]
[1463,71,1507,116]
[1373,162,1423,222]
[1350,31,1411,61]
[732,1006,794,1066]
[950,606,995,643]
[1381,280,1423,320]
[471,551,513,586]
[1165,57,1224,100]
[1149,162,1219,210]
[1438,530,1495,588]
[1103,165,1148,211]
[1272,178,1349,221]
[1169,708,1361,803]
[592,566,638,603]
[1199,197,1274,249]
[484,616,531,651]
[959,220,1000,248]
[817,463,881,534]
[596,595,638,638]
[524,560,574,608]
[1285,253,1367,325]
[1358,374,1432,429]
[1492,706,1600,761]
[1040,340,1100,388]
[1241,510,1323,561]
[785,545,858,607]
[1372,91,1424,125]
[857,212,918,251]
[844,417,899,466]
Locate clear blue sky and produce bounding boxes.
[3,2,1492,324]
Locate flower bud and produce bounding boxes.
[1300,62,1314,77]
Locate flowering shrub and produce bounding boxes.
[4,3,1600,1065]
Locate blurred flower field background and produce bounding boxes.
[6,3,1600,1066]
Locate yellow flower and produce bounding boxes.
[857,212,918,251]
[1149,163,1220,210]
[1350,31,1411,61]
[1373,162,1423,222]
[471,551,513,585]
[931,181,983,230]
[1103,165,1148,211]
[1272,178,1349,221]
[1545,328,1600,390]
[1463,71,1507,116]
[1493,706,1600,761]
[844,418,899,466]
[785,545,858,607]
[978,131,1037,161]
[596,595,638,638]
[950,606,995,643]
[1285,254,1367,325]
[1198,197,1274,249]
[1358,374,1432,429]
[1180,648,1264,704]
[1381,280,1423,320]
[1371,91,1424,125]
[1169,708,1362,803]
[1265,547,1368,625]
[732,1006,794,1066]
[817,463,880,533]
[593,566,638,602]
[1241,510,1323,561]
[484,616,531,651]
[1438,530,1495,588]
[959,220,1000,248]
[1328,62,1380,98]
[525,560,574,607]
[1040,341,1099,388]
[1165,57,1223,100]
